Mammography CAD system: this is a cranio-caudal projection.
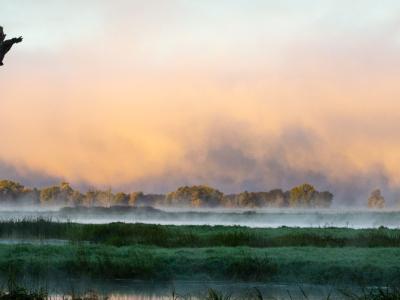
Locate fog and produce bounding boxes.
[1,206,400,228]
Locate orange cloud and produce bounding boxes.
[1,2,400,204]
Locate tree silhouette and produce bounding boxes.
[0,26,23,66]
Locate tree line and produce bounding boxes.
[0,179,334,208]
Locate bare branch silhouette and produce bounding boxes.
[0,26,23,66]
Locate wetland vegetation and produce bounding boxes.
[0,219,399,286]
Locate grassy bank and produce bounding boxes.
[1,219,400,247]
[0,220,399,285]
[0,244,399,285]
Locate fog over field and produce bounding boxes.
[0,206,399,229]
[0,179,396,228]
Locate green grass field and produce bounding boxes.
[1,218,400,247]
[1,244,400,285]
[0,219,399,285]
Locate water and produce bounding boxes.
[18,279,356,300]
[0,238,69,245]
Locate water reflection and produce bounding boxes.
[42,280,354,300]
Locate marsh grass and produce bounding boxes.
[339,287,400,300]
[0,220,399,287]
[0,244,397,285]
[1,219,400,248]
[205,289,232,300]
[0,272,48,300]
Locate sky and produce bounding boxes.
[1,1,400,204]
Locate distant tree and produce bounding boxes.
[145,194,164,206]
[84,190,99,206]
[0,180,25,202]
[40,186,62,205]
[235,191,261,208]
[368,189,385,209]
[313,191,333,208]
[84,189,114,207]
[114,192,129,206]
[0,178,334,209]
[228,189,289,208]
[264,189,288,207]
[69,190,84,206]
[129,192,143,206]
[21,188,40,205]
[40,182,78,206]
[289,183,317,207]
[60,182,73,193]
[96,188,113,207]
[166,185,223,207]
[221,194,237,207]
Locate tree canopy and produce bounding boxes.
[0,179,334,208]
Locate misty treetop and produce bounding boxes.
[166,185,224,207]
[0,180,336,208]
[289,183,333,208]
[368,189,385,209]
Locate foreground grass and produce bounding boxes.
[0,244,399,285]
[3,286,400,300]
[1,219,400,247]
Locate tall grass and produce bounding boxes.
[340,287,400,300]
[0,271,47,300]
[0,219,400,248]
[205,289,232,300]
[0,244,398,285]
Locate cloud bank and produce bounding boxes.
[1,1,400,205]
